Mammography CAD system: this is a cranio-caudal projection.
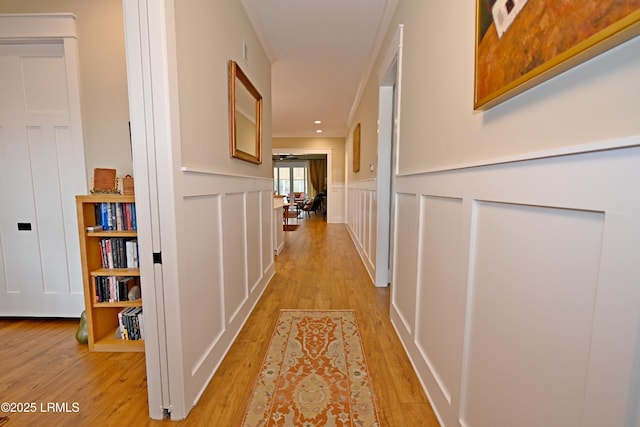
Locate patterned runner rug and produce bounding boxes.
[242,310,380,426]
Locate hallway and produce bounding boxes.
[0,216,440,426]
[175,215,440,425]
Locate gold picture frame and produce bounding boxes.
[353,123,361,173]
[475,0,640,110]
[229,60,263,164]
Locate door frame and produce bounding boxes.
[375,25,403,288]
[122,0,183,419]
[0,14,88,315]
[272,148,334,221]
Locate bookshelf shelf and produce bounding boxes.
[90,268,141,277]
[89,230,137,238]
[93,300,142,308]
[76,195,144,352]
[93,327,145,352]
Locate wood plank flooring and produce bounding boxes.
[0,215,439,426]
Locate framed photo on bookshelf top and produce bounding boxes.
[474,0,640,110]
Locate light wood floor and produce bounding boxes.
[0,215,439,426]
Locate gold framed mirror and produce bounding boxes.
[228,60,262,164]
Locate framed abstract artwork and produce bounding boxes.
[475,0,640,110]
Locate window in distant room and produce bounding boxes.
[273,163,308,201]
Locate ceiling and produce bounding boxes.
[241,0,396,138]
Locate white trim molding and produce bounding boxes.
[0,14,77,39]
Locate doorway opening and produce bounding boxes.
[272,148,333,221]
[375,25,403,288]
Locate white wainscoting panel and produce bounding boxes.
[391,192,419,335]
[178,171,275,410]
[246,191,262,293]
[369,190,378,268]
[261,190,273,269]
[386,143,640,427]
[223,192,248,323]
[183,194,225,379]
[346,180,377,283]
[362,190,373,266]
[328,182,345,224]
[273,196,284,255]
[415,195,464,406]
[461,202,603,427]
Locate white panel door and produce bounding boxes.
[0,42,84,316]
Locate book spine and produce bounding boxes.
[128,241,132,269]
[103,277,109,302]
[126,240,139,268]
[94,204,102,227]
[108,276,115,303]
[119,239,126,268]
[113,238,120,268]
[110,203,117,230]
[114,276,120,302]
[116,203,123,231]
[105,239,114,269]
[127,307,134,340]
[138,310,144,340]
[117,308,125,340]
[131,309,139,340]
[133,307,143,340]
[101,203,109,230]
[94,277,100,303]
[131,203,137,231]
[123,203,131,231]
[99,241,105,269]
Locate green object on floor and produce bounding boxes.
[75,310,88,344]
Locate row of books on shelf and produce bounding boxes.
[117,307,144,341]
[99,238,139,269]
[93,202,137,231]
[94,276,139,303]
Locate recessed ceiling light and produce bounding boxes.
[315,129,323,133]
[314,120,322,124]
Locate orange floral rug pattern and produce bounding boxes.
[242,310,380,426]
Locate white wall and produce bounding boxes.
[174,0,271,178]
[390,1,640,172]
[0,0,132,186]
[171,0,273,417]
[347,0,640,425]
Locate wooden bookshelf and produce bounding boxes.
[76,195,144,352]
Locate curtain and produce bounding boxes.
[308,159,326,196]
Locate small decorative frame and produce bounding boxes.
[475,0,640,110]
[353,123,361,173]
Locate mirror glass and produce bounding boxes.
[229,60,262,164]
